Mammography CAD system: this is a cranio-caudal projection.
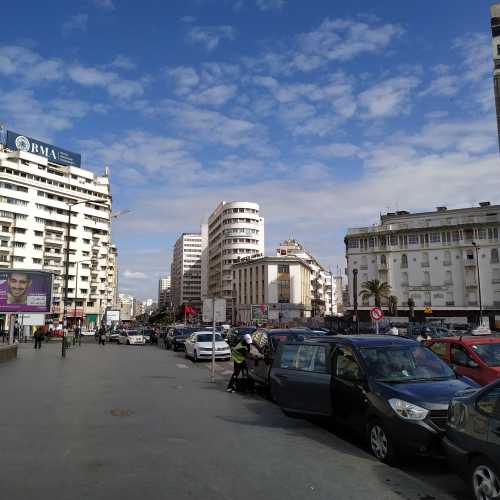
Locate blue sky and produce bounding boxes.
[1,0,498,299]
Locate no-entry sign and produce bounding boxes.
[370,307,384,321]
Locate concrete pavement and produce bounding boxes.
[0,340,466,500]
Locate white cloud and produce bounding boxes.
[109,54,136,70]
[167,66,200,95]
[62,14,88,34]
[188,84,237,106]
[293,18,403,71]
[160,100,266,149]
[0,46,63,82]
[68,64,144,99]
[186,25,236,51]
[93,0,115,10]
[359,76,420,118]
[256,0,285,11]
[0,89,95,140]
[313,143,361,157]
[123,270,148,280]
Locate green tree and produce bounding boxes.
[360,279,391,308]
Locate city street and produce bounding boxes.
[0,340,468,500]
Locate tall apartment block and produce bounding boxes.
[0,127,117,328]
[206,201,264,322]
[170,233,205,314]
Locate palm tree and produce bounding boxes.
[388,295,399,316]
[360,279,391,307]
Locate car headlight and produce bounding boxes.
[388,399,428,421]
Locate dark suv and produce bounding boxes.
[270,335,478,464]
[444,380,500,499]
[165,327,198,351]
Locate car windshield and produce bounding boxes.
[127,331,139,336]
[196,333,223,342]
[360,345,455,383]
[471,343,500,367]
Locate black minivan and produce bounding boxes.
[270,335,478,464]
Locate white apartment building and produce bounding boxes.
[345,203,500,326]
[233,256,312,324]
[119,293,135,321]
[206,201,264,322]
[170,233,205,314]
[158,276,171,310]
[0,128,116,328]
[276,239,335,317]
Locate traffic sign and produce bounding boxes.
[423,306,432,314]
[370,307,384,321]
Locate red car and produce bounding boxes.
[425,335,500,386]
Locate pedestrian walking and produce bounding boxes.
[98,325,106,345]
[226,333,253,393]
[34,327,44,349]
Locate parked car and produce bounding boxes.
[426,336,500,386]
[407,323,450,340]
[226,326,257,347]
[141,328,155,344]
[444,380,500,500]
[246,328,316,389]
[80,329,95,337]
[108,330,120,343]
[165,327,199,351]
[270,335,478,464]
[117,330,145,345]
[184,331,230,362]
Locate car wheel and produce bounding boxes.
[127,340,130,345]
[470,456,500,500]
[368,420,397,466]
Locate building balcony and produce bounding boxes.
[465,282,478,288]
[378,263,387,270]
[492,278,500,284]
[443,261,452,267]
[444,280,453,285]
[446,301,455,306]
[421,262,430,268]
[464,260,476,267]
[44,236,63,246]
[359,265,368,270]
[469,301,478,306]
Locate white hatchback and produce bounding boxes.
[184,331,231,362]
[117,330,145,345]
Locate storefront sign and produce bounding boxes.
[5,130,81,167]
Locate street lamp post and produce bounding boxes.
[353,268,359,335]
[62,199,108,357]
[472,241,483,326]
[72,258,95,345]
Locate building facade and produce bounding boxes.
[158,276,171,310]
[119,293,135,321]
[206,201,264,322]
[492,4,500,152]
[233,256,311,324]
[276,239,335,317]
[0,129,116,328]
[170,233,204,314]
[345,203,500,327]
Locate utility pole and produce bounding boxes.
[353,269,359,335]
[472,241,483,326]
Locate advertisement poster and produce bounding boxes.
[0,270,52,313]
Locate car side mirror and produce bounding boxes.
[466,359,479,369]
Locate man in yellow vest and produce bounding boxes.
[226,333,252,393]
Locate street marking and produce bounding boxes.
[176,363,189,369]
[221,370,233,375]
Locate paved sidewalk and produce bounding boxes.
[0,341,465,500]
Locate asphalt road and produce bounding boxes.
[0,340,468,500]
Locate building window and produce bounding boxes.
[445,270,452,285]
[477,228,487,240]
[401,254,408,268]
[492,248,499,264]
[430,233,441,243]
[380,254,386,265]
[443,250,451,266]
[423,271,431,286]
